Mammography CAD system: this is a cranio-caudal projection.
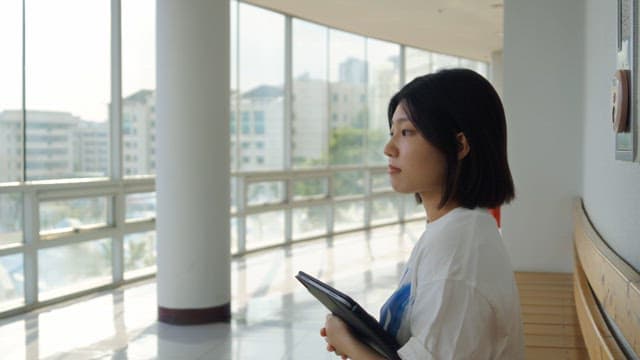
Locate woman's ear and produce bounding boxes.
[456,132,470,160]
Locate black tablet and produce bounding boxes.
[295,271,401,360]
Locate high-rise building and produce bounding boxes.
[123,90,156,176]
[235,85,284,170]
[74,121,109,177]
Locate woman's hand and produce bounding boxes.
[320,314,386,360]
[321,314,354,359]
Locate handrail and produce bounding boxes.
[573,199,640,358]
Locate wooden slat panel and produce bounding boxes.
[521,304,576,316]
[574,199,639,357]
[519,295,575,307]
[525,347,588,360]
[525,334,585,348]
[522,312,579,326]
[518,287,573,298]
[516,272,573,284]
[516,271,586,359]
[524,323,581,337]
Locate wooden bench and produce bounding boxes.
[573,199,640,359]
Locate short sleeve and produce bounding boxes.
[397,279,497,360]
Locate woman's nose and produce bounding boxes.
[384,138,397,158]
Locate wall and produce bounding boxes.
[582,0,640,272]
[502,0,584,272]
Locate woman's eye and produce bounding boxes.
[401,129,413,136]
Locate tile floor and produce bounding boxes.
[0,221,426,359]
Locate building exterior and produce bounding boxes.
[123,90,156,176]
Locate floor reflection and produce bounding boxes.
[0,221,425,359]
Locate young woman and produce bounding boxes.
[320,69,524,359]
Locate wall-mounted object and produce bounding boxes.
[615,0,638,161]
[612,69,630,133]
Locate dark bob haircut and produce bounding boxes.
[388,68,515,209]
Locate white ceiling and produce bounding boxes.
[244,0,504,62]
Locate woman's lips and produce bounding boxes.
[388,165,401,174]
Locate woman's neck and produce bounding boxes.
[420,194,460,223]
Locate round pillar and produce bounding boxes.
[156,0,230,324]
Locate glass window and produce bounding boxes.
[247,181,285,207]
[238,3,285,171]
[371,173,392,193]
[292,205,328,240]
[292,19,328,169]
[25,0,110,180]
[38,238,112,300]
[334,201,364,232]
[254,111,265,134]
[367,38,400,165]
[329,30,366,166]
[230,0,239,171]
[40,197,109,235]
[246,210,284,251]
[404,194,425,219]
[0,254,24,311]
[333,171,365,197]
[230,177,238,213]
[230,112,236,135]
[292,177,328,201]
[371,196,399,225]
[230,217,238,254]
[122,0,156,177]
[125,192,156,222]
[460,58,489,78]
[241,111,250,134]
[0,0,23,183]
[0,193,22,247]
[124,231,156,279]
[432,52,460,72]
[405,47,432,84]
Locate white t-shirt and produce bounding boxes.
[379,207,524,359]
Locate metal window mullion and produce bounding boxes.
[111,191,125,283]
[326,171,334,235]
[33,227,121,249]
[110,0,123,284]
[363,40,371,229]
[23,190,38,306]
[111,0,123,181]
[363,169,372,228]
[237,176,246,254]
[21,0,26,182]
[363,38,369,167]
[233,0,240,172]
[284,15,292,244]
[325,28,334,235]
[399,45,406,90]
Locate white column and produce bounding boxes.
[156,0,230,324]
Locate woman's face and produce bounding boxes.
[384,104,447,200]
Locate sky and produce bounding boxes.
[0,0,155,123]
[0,0,483,123]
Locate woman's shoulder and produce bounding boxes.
[421,207,496,246]
[413,207,505,280]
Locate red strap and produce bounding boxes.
[488,207,501,228]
